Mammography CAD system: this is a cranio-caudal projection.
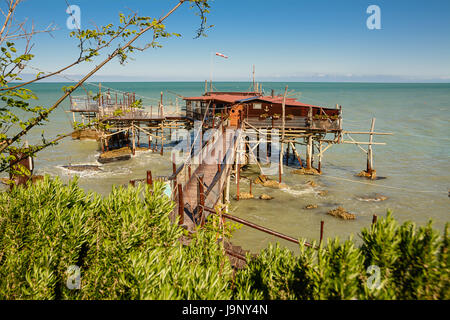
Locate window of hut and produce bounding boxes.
[253,103,262,110]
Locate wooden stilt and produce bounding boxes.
[225,173,231,203]
[178,184,184,225]
[236,163,240,201]
[131,125,136,156]
[372,214,378,225]
[290,142,303,168]
[256,131,260,162]
[367,118,376,174]
[318,141,322,173]
[146,170,153,186]
[320,220,324,246]
[160,125,164,156]
[306,135,312,170]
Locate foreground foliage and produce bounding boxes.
[0,177,448,300]
[0,177,232,299]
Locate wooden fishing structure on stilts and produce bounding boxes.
[67,78,392,267]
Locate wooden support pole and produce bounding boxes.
[290,142,303,168]
[278,157,282,183]
[178,184,184,225]
[131,125,136,156]
[320,220,324,246]
[256,131,260,162]
[249,179,253,196]
[318,141,322,173]
[236,163,240,201]
[137,124,140,148]
[172,153,176,175]
[225,172,231,203]
[160,126,164,156]
[146,170,153,186]
[306,135,312,170]
[372,214,378,225]
[367,118,376,173]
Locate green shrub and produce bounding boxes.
[0,177,233,300]
[0,178,448,300]
[233,212,449,300]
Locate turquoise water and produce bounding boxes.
[6,82,450,253]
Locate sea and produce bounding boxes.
[4,82,449,253]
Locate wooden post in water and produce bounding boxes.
[318,141,322,173]
[367,118,376,175]
[320,220,324,246]
[306,135,312,170]
[137,124,140,148]
[131,124,136,156]
[281,86,287,173]
[160,125,164,156]
[249,179,253,196]
[256,131,260,162]
[225,173,231,203]
[172,153,177,175]
[236,163,240,201]
[372,214,378,225]
[146,170,153,186]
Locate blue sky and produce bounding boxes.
[12,0,450,82]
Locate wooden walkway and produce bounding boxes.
[171,120,241,232]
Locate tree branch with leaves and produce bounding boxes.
[0,0,212,176]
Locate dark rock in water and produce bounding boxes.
[98,147,132,164]
[62,165,103,172]
[327,207,356,220]
[97,154,131,164]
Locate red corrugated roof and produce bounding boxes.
[185,94,257,104]
[184,93,324,109]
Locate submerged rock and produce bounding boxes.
[98,147,132,164]
[254,174,268,185]
[236,192,254,200]
[254,175,287,189]
[72,129,99,140]
[327,207,356,220]
[259,194,274,200]
[292,167,321,176]
[305,204,318,209]
[357,169,377,180]
[318,190,328,196]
